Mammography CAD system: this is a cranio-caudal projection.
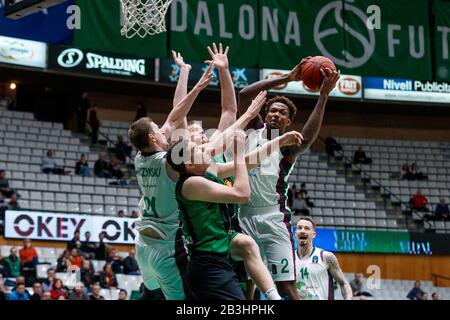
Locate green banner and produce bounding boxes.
[73,0,166,57]
[169,0,259,66]
[343,0,431,79]
[435,0,450,81]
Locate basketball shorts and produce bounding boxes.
[239,205,297,282]
[135,233,188,300]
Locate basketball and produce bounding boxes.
[301,56,337,92]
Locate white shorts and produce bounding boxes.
[135,233,187,300]
[238,206,296,282]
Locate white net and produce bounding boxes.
[120,0,173,38]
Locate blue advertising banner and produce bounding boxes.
[0,0,74,44]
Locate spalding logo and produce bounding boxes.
[338,77,360,95]
[265,72,288,90]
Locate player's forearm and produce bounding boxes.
[173,66,191,129]
[162,86,201,136]
[217,67,237,132]
[340,282,353,300]
[245,136,282,169]
[238,74,290,113]
[298,95,328,153]
[232,154,250,203]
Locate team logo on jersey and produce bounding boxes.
[312,256,319,264]
[224,179,233,187]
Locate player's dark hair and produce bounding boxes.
[298,216,317,229]
[166,139,190,175]
[128,117,155,151]
[265,96,297,121]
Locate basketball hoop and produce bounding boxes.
[120,0,173,38]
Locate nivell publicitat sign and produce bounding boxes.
[0,35,47,68]
[364,77,450,104]
[49,45,155,81]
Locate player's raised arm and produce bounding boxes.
[161,63,215,138]
[284,68,340,161]
[237,57,311,129]
[183,132,250,204]
[215,131,304,179]
[203,90,267,157]
[323,251,353,300]
[171,50,191,130]
[204,43,237,138]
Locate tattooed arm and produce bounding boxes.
[323,251,353,300]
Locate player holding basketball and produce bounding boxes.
[295,216,352,300]
[237,59,340,300]
[129,63,214,300]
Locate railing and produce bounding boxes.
[431,273,450,287]
[318,136,413,225]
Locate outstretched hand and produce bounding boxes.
[246,90,267,118]
[288,56,312,81]
[194,63,215,91]
[205,42,230,70]
[320,68,340,97]
[280,131,304,147]
[172,50,191,71]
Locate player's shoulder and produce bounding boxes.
[318,248,335,261]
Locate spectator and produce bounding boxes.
[94,153,113,178]
[287,184,296,208]
[42,291,52,300]
[118,289,127,301]
[407,280,425,300]
[292,193,310,216]
[75,154,93,177]
[400,163,414,180]
[325,136,342,158]
[87,104,101,145]
[42,150,70,175]
[432,292,439,300]
[299,183,314,207]
[122,249,140,275]
[77,92,90,133]
[114,136,132,162]
[131,210,139,219]
[422,292,429,300]
[411,189,429,212]
[42,268,56,292]
[353,146,372,164]
[8,283,29,300]
[0,274,7,301]
[80,260,96,289]
[94,232,108,260]
[410,163,427,180]
[19,239,38,268]
[57,295,66,300]
[349,273,372,297]
[435,197,450,221]
[117,210,125,218]
[67,230,82,251]
[4,247,21,278]
[99,263,118,289]
[7,192,20,210]
[81,231,96,259]
[69,282,89,300]
[50,278,67,300]
[89,283,105,300]
[106,248,123,274]
[30,282,43,300]
[0,170,14,198]
[110,155,125,180]
[134,102,147,122]
[56,250,71,272]
[68,248,84,269]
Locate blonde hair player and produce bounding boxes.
[295,217,352,300]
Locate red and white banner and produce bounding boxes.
[5,210,137,244]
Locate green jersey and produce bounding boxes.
[175,172,237,254]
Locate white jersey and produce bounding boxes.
[134,151,180,240]
[240,125,295,213]
[295,247,334,300]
